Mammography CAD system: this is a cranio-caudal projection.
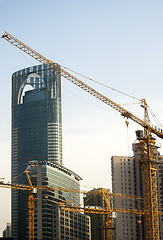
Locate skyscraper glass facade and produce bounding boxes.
[26,161,82,240]
[11,64,62,239]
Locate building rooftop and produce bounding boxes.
[27,160,82,181]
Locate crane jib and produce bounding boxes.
[2,31,163,140]
[2,31,163,240]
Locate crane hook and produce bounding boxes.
[125,120,129,127]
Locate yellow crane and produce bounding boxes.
[2,31,163,240]
[0,170,36,240]
[101,189,113,240]
[25,170,36,240]
[58,188,143,240]
[0,172,144,240]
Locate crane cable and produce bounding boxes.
[8,171,26,184]
[61,65,141,101]
[148,106,163,129]
[8,41,141,102]
[8,40,163,128]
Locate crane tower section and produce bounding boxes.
[2,31,163,240]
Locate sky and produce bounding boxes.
[1,0,163,236]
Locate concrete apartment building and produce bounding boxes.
[111,156,138,240]
[111,142,163,240]
[133,142,163,239]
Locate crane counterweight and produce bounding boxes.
[2,31,162,240]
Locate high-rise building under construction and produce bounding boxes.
[11,64,62,239]
[83,188,113,240]
[111,142,163,240]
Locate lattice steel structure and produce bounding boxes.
[140,136,160,239]
[2,31,163,240]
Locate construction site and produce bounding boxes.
[1,3,163,240]
[0,30,163,240]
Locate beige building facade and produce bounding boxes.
[111,143,163,240]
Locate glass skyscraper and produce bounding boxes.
[11,64,63,239]
[26,161,83,240]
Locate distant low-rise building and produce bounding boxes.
[2,223,11,238]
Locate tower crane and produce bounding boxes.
[25,170,36,240]
[2,31,163,240]
[0,174,145,240]
[0,170,36,240]
[58,188,144,240]
[101,188,113,240]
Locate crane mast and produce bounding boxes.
[2,31,163,240]
[25,170,36,240]
[0,178,145,240]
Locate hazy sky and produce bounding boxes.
[1,0,163,236]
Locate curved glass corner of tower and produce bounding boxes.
[11,64,62,240]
